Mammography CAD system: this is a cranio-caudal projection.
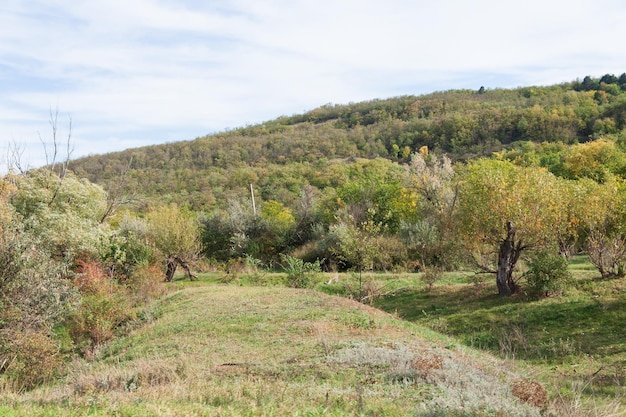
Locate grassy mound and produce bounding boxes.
[1,284,542,416]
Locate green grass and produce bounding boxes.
[2,257,623,415]
[369,257,626,411]
[0,280,543,416]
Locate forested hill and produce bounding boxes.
[70,74,626,210]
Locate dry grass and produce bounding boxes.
[0,284,545,416]
[512,378,548,408]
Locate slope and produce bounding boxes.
[68,75,626,211]
[2,282,543,416]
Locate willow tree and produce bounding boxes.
[576,176,626,277]
[457,159,568,296]
[8,169,108,261]
[146,204,201,282]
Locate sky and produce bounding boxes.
[2,0,626,170]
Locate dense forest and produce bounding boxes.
[3,73,626,391]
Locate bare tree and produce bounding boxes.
[40,107,74,207]
[100,156,137,223]
[5,140,29,174]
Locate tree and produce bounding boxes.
[328,212,381,300]
[146,204,201,281]
[329,158,414,233]
[576,177,626,277]
[99,156,136,223]
[457,159,567,295]
[560,139,626,182]
[600,74,618,85]
[9,169,108,261]
[580,75,599,91]
[254,200,296,261]
[0,174,82,388]
[403,149,459,268]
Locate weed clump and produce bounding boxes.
[512,377,547,408]
[0,329,63,391]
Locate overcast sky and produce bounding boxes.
[2,0,626,170]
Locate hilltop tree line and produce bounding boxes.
[3,74,626,389]
[70,73,626,213]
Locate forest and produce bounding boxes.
[1,74,626,413]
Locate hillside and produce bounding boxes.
[69,74,626,211]
[2,281,544,416]
[3,74,626,415]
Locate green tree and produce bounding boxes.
[403,149,459,268]
[328,214,381,300]
[254,200,297,261]
[9,169,108,261]
[146,204,201,281]
[560,139,626,181]
[329,158,415,233]
[457,159,566,295]
[576,177,626,277]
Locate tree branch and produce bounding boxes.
[100,156,135,223]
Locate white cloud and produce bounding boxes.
[2,0,626,170]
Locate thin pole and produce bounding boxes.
[250,183,257,218]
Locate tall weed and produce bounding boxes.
[281,254,321,288]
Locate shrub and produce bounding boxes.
[524,252,571,297]
[69,260,133,350]
[281,254,321,288]
[127,263,168,303]
[0,223,78,390]
[371,234,409,271]
[69,291,133,350]
[103,230,154,279]
[73,259,112,295]
[0,329,63,391]
[421,266,443,291]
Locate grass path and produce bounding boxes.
[1,284,542,416]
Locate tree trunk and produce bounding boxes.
[164,255,197,282]
[174,255,197,281]
[497,221,522,296]
[165,258,177,282]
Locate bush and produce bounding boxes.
[371,234,409,272]
[0,329,63,391]
[73,259,112,295]
[524,252,571,297]
[69,291,133,350]
[127,263,169,303]
[69,260,133,350]
[281,254,321,288]
[103,230,154,279]
[421,266,443,291]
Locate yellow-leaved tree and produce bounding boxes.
[575,176,626,277]
[456,159,569,295]
[146,204,201,281]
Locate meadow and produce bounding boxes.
[0,257,623,416]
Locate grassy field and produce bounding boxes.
[365,258,626,416]
[1,279,546,416]
[0,256,623,416]
[285,255,626,415]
